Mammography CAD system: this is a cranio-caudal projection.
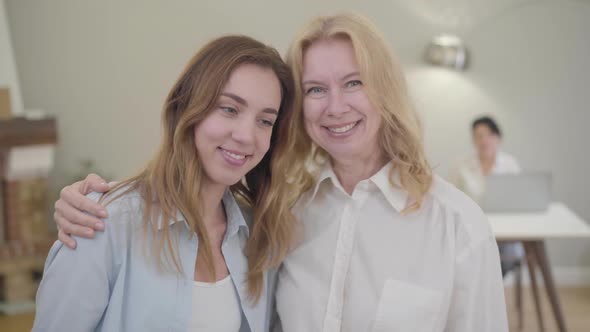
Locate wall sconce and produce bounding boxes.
[423,34,469,70]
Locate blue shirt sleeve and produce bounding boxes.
[33,192,122,332]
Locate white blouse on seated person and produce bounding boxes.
[274,162,508,332]
[449,150,524,262]
[449,150,521,204]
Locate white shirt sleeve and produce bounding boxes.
[445,216,509,331]
[497,151,521,173]
[268,267,283,332]
[507,155,521,173]
[448,160,466,191]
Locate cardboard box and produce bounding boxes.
[0,88,11,119]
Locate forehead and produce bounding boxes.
[474,124,495,135]
[302,38,359,79]
[223,64,282,106]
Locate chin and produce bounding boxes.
[324,147,359,160]
[208,174,243,187]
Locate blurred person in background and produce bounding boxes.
[450,115,523,276]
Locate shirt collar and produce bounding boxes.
[307,161,409,212]
[307,161,341,202]
[368,162,409,212]
[156,189,250,237]
[222,189,250,238]
[469,150,507,173]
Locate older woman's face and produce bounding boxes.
[301,38,382,163]
[473,124,500,159]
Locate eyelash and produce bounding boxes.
[305,80,363,95]
[346,80,362,87]
[306,87,325,95]
[260,119,275,127]
[221,107,275,128]
[221,107,238,115]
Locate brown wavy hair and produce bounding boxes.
[101,35,297,302]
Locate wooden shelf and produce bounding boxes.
[0,117,57,148]
[0,117,57,313]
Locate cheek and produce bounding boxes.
[481,141,495,151]
[355,90,372,106]
[193,124,205,150]
[483,136,494,145]
[256,130,273,155]
[474,135,485,145]
[193,115,229,158]
[302,112,321,140]
[196,114,228,141]
[303,99,323,125]
[356,98,380,126]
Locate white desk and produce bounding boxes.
[488,202,590,240]
[487,202,590,332]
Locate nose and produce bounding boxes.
[325,89,350,118]
[231,115,256,146]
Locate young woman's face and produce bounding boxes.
[301,38,382,163]
[194,63,282,187]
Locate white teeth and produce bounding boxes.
[222,149,246,160]
[328,122,357,133]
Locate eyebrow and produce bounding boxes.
[302,71,361,86]
[221,92,248,106]
[341,71,361,81]
[221,92,278,115]
[262,108,279,116]
[302,79,324,86]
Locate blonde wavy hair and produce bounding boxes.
[101,35,297,302]
[279,13,433,211]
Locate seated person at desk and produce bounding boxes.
[450,116,523,276]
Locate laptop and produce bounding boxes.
[481,172,552,213]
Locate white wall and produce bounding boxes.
[410,0,590,271]
[6,0,590,270]
[0,0,22,115]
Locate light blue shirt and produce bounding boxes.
[33,189,277,332]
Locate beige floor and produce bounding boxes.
[505,287,590,332]
[1,287,589,331]
[0,310,33,332]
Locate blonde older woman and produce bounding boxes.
[51,13,508,332]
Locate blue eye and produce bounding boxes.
[306,87,325,95]
[345,80,362,88]
[221,107,238,115]
[260,119,275,127]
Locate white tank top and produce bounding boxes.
[188,275,242,331]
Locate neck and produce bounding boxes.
[479,152,496,166]
[199,180,227,231]
[331,151,388,195]
[478,152,496,175]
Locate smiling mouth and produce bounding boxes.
[324,120,361,134]
[218,147,251,166]
[220,149,246,160]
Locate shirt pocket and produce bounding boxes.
[371,279,443,332]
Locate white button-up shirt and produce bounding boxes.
[275,162,508,332]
